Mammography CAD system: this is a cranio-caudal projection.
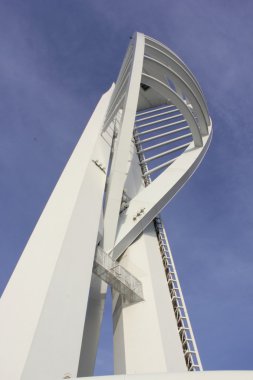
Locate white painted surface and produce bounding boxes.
[144,39,210,126]
[143,57,208,134]
[0,86,114,380]
[112,127,212,260]
[0,32,218,379]
[78,274,107,377]
[102,32,145,252]
[141,74,203,146]
[113,225,187,374]
[77,371,253,380]
[113,147,186,374]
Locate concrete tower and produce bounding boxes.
[0,32,216,380]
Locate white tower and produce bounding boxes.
[0,32,213,379]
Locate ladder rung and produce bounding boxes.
[184,350,197,355]
[183,338,193,343]
[176,316,188,321]
[171,296,181,301]
[178,327,190,333]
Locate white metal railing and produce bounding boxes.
[134,112,182,129]
[136,104,175,118]
[137,132,192,154]
[135,108,180,123]
[134,119,187,137]
[93,247,143,304]
[139,126,190,143]
[140,142,190,165]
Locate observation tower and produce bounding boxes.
[0,32,218,380]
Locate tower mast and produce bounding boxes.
[0,33,212,380]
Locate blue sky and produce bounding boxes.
[1,0,253,374]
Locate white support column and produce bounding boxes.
[113,146,186,374]
[0,86,114,380]
[102,32,145,253]
[113,224,187,374]
[77,275,107,377]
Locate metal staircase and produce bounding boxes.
[93,247,143,304]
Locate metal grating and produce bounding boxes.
[93,247,144,304]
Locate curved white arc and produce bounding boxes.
[141,73,203,147]
[104,46,134,126]
[144,44,210,126]
[102,32,145,252]
[143,55,209,133]
[111,124,212,260]
[145,35,204,97]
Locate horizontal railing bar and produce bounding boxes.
[138,133,192,154]
[135,108,178,123]
[136,104,174,117]
[140,142,190,164]
[134,113,183,129]
[143,157,176,176]
[140,126,190,143]
[134,119,186,137]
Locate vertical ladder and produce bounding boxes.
[153,216,202,371]
[133,106,202,371]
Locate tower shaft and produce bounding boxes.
[0,32,213,379]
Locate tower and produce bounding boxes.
[0,32,212,379]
